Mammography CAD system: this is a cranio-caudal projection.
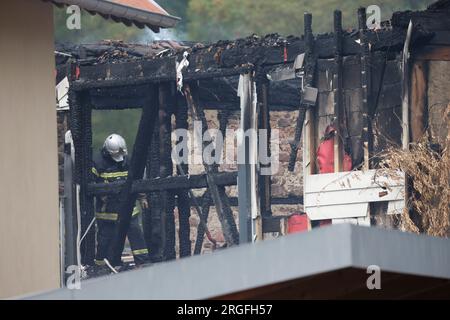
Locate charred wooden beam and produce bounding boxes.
[107,85,159,266]
[184,82,239,247]
[193,109,232,253]
[392,10,450,31]
[333,10,345,172]
[288,12,315,172]
[146,109,164,263]
[194,193,212,255]
[358,7,372,171]
[159,83,176,261]
[71,29,431,92]
[72,65,253,91]
[87,171,238,195]
[174,89,192,258]
[72,91,95,265]
[414,45,450,61]
[228,196,303,207]
[257,81,272,216]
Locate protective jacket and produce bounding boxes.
[92,149,149,266]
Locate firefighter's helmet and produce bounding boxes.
[103,134,127,162]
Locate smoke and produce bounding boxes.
[138,27,186,44]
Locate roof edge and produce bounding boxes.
[52,0,180,29]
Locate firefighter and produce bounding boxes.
[92,133,150,270]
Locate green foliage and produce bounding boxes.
[92,109,142,155]
[157,0,189,34]
[187,0,435,41]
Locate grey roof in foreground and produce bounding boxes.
[28,224,450,299]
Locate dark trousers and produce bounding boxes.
[95,213,149,266]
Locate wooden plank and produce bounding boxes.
[333,10,344,172]
[87,171,238,195]
[410,61,428,142]
[185,83,239,246]
[305,169,405,220]
[414,45,450,61]
[358,7,372,171]
[332,215,371,226]
[237,73,261,243]
[303,109,316,175]
[305,185,405,207]
[107,84,159,266]
[305,170,405,193]
[307,203,368,220]
[402,21,413,150]
[288,12,315,172]
[258,82,272,217]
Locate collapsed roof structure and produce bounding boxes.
[49,0,450,298]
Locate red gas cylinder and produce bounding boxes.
[317,125,352,173]
[287,214,310,234]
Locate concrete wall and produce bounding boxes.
[0,0,60,298]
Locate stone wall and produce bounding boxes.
[176,109,304,255]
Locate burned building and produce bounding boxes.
[54,0,450,286]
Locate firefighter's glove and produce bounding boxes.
[138,194,149,209]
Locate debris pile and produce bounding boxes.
[55,40,189,65]
[380,104,450,237]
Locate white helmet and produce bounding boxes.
[103,134,127,162]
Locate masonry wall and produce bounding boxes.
[0,0,60,298]
[176,109,304,254]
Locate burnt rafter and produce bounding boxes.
[67,28,432,94]
[87,172,238,196]
[288,12,316,172]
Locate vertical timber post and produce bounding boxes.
[258,81,272,218]
[303,12,317,177]
[402,20,413,150]
[333,10,344,172]
[358,7,372,171]
[73,91,95,266]
[175,88,192,258]
[184,82,239,247]
[238,73,261,243]
[108,84,159,266]
[146,100,162,262]
[159,83,176,261]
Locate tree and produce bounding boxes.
[187,0,435,42]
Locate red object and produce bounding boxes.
[317,126,352,173]
[283,45,288,63]
[112,0,170,15]
[288,214,309,234]
[75,66,81,80]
